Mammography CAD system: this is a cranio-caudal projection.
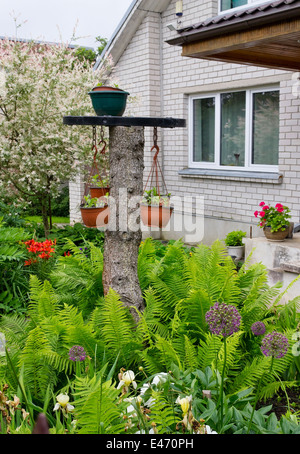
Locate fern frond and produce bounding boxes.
[148,391,180,434]
[73,375,126,434]
[97,288,142,369]
[18,326,57,399]
[259,380,299,401]
[197,332,223,370]
[28,275,59,324]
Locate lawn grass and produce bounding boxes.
[24,216,70,224]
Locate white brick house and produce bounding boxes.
[69,0,300,245]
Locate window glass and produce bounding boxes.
[193,97,215,162]
[252,91,279,165]
[190,88,279,170]
[220,92,246,166]
[220,0,247,12]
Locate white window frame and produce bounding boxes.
[218,0,270,15]
[189,86,279,172]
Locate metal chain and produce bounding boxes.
[153,127,158,148]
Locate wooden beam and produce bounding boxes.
[181,18,300,71]
[190,48,300,71]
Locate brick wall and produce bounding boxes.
[69,0,300,242]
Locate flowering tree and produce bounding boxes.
[0,38,112,236]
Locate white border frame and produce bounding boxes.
[189,86,279,172]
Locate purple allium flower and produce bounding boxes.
[68,345,86,362]
[205,302,241,337]
[251,321,266,336]
[261,332,289,359]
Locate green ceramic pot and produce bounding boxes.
[88,87,130,116]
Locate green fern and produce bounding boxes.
[94,288,142,369]
[50,240,103,316]
[148,391,180,434]
[73,374,126,434]
[18,326,57,399]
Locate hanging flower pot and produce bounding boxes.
[140,190,173,228]
[141,128,173,228]
[89,174,110,199]
[80,195,109,228]
[140,203,173,228]
[90,187,110,198]
[88,85,130,116]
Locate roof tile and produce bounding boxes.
[178,0,300,33]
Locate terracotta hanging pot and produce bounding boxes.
[90,187,110,198]
[263,225,289,241]
[80,205,109,228]
[140,204,173,228]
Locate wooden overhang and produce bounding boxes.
[166,0,300,71]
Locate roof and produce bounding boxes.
[167,0,300,45]
[166,0,300,71]
[0,35,93,50]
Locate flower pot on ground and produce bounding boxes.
[80,195,109,228]
[140,188,173,228]
[224,230,246,261]
[263,225,289,241]
[88,85,129,116]
[254,202,291,242]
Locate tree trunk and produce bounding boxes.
[41,199,50,238]
[102,126,145,323]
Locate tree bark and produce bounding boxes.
[41,198,50,238]
[102,126,145,323]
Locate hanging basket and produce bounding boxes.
[140,127,173,228]
[140,204,174,228]
[80,126,110,228]
[90,187,110,198]
[80,205,109,228]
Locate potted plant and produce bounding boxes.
[89,174,110,198]
[254,202,291,241]
[140,187,173,228]
[80,194,109,228]
[88,83,130,116]
[224,230,246,261]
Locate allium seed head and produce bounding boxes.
[205,302,241,337]
[261,332,289,359]
[251,321,266,336]
[68,345,86,362]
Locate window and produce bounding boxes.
[220,0,267,13]
[190,88,279,171]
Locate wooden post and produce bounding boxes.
[102,126,145,323]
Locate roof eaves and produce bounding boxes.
[167,0,300,46]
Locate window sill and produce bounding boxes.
[178,168,283,184]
